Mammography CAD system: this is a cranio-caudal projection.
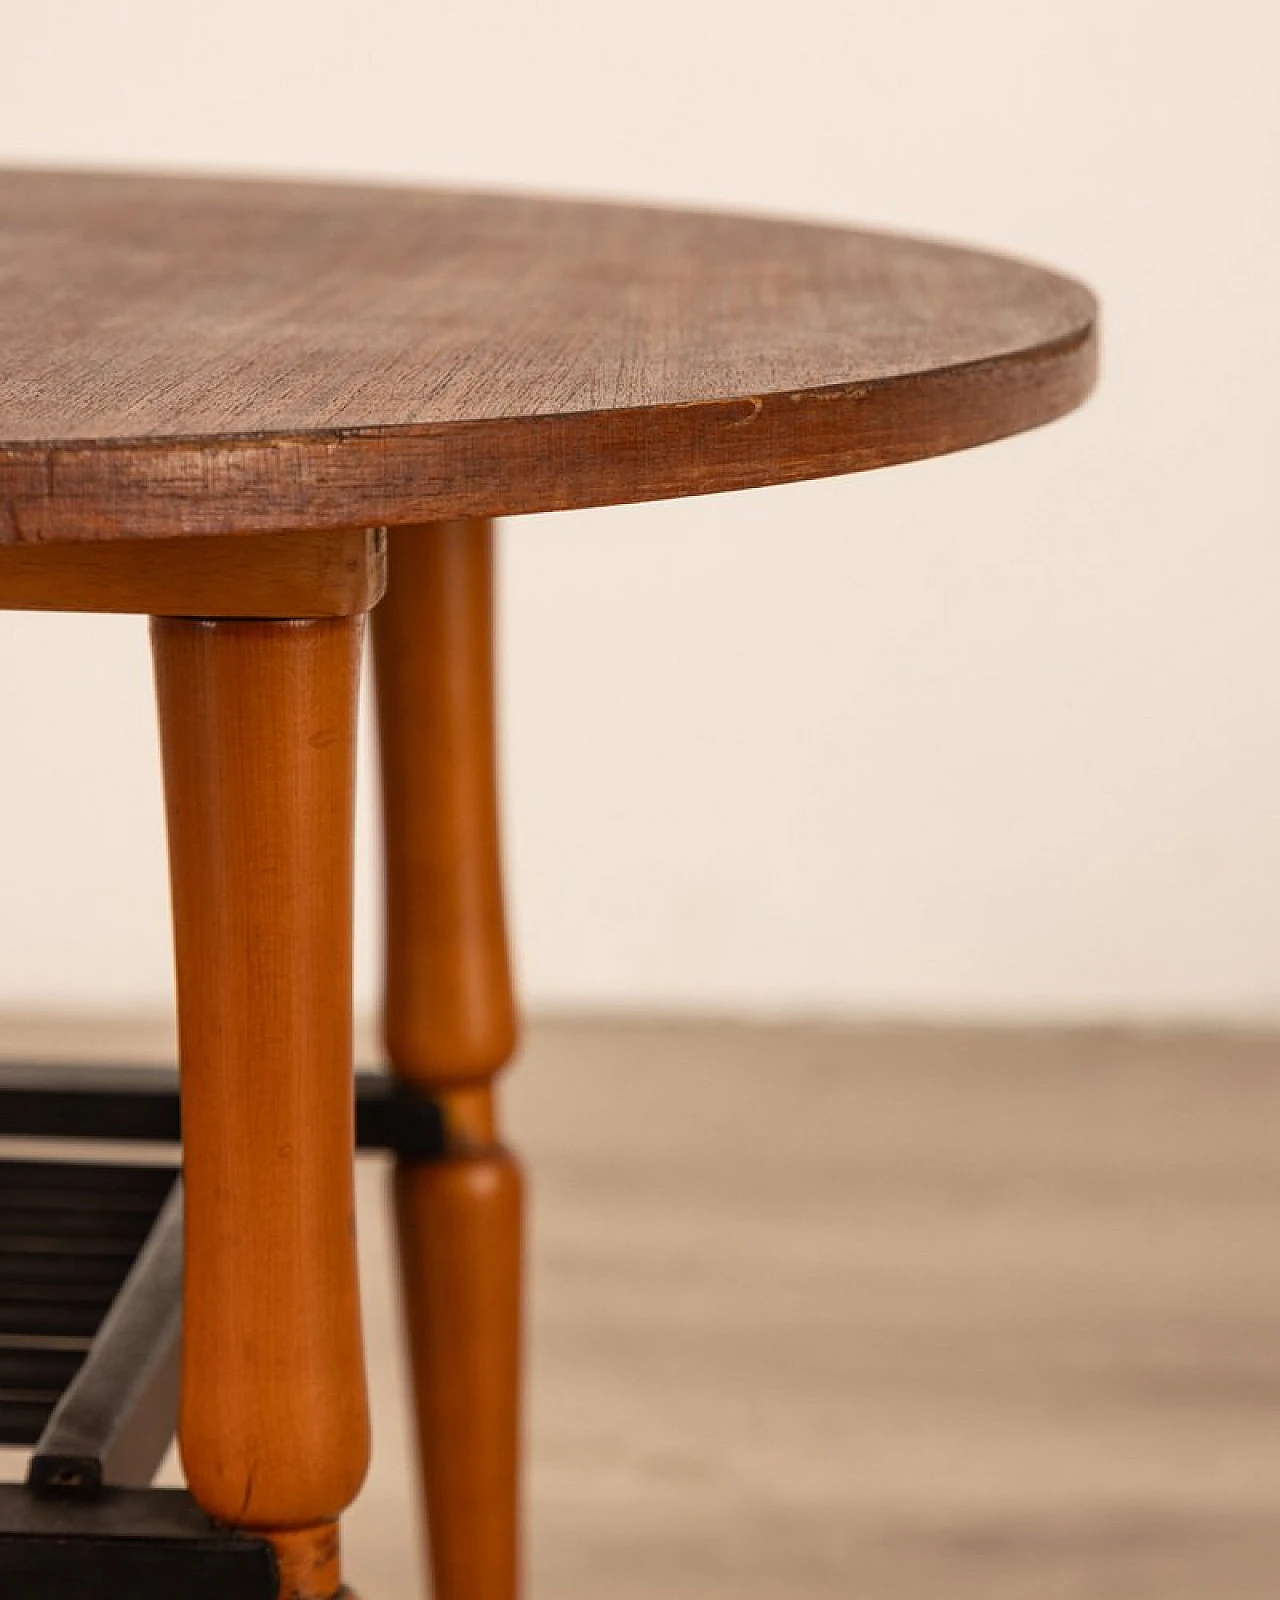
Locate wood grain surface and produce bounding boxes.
[151,616,370,1570]
[373,523,517,1096]
[373,522,523,1600]
[0,526,385,613]
[394,1153,523,1600]
[0,170,1096,542]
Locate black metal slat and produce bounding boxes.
[29,1179,183,1491]
[357,1073,447,1160]
[0,1063,446,1159]
[0,1303,118,1340]
[0,1346,85,1393]
[0,1252,132,1290]
[0,1383,61,1446]
[0,1236,146,1264]
[0,1216,160,1249]
[0,1161,176,1199]
[0,1069,182,1143]
[0,1281,117,1312]
[0,1402,51,1446]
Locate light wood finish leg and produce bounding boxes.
[372,520,522,1600]
[152,614,370,1600]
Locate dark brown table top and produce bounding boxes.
[0,169,1096,543]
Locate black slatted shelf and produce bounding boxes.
[0,1160,177,1448]
[0,1061,446,1596]
[0,1065,435,1596]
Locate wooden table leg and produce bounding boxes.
[152,615,370,1600]
[372,521,522,1600]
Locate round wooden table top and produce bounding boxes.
[0,169,1096,544]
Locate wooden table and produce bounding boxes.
[0,169,1096,1600]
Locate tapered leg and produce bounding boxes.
[372,521,522,1600]
[152,615,370,1600]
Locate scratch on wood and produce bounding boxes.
[791,384,874,404]
[727,396,764,427]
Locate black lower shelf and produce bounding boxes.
[0,1059,440,1591]
[0,1485,277,1600]
[0,1161,177,1447]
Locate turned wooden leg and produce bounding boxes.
[152,614,371,1600]
[372,520,522,1600]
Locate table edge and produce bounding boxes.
[0,318,1097,543]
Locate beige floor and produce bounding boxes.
[3,1015,1280,1597]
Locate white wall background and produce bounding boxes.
[0,2,1276,1021]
